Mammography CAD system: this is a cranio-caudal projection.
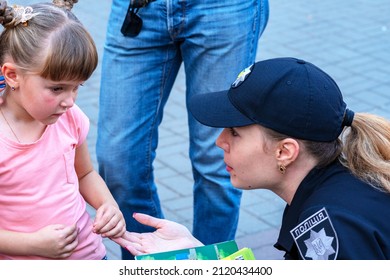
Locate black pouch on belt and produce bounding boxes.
[121,0,156,37]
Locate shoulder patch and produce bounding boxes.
[290,208,339,260]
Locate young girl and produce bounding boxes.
[0,0,126,259]
[117,58,390,260]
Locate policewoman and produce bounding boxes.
[116,57,390,260]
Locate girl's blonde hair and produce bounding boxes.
[0,0,97,81]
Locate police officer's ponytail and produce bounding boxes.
[339,113,390,193]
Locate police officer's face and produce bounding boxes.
[216,124,280,190]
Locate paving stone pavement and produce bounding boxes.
[15,0,390,260]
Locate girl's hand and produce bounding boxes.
[93,203,126,238]
[32,224,79,259]
[112,213,203,256]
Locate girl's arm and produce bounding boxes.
[0,224,78,259]
[75,141,126,238]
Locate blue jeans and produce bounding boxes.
[97,0,269,259]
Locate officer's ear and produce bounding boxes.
[275,138,300,166]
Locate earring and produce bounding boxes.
[11,86,15,91]
[278,164,286,174]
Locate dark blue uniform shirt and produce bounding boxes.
[274,160,390,259]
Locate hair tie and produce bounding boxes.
[342,108,354,127]
[5,5,39,27]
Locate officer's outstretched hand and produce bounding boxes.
[112,213,203,256]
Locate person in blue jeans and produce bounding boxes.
[96,0,269,259]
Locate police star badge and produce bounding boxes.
[290,208,339,260]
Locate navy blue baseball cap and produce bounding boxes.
[189,57,354,142]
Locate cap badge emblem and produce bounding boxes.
[231,64,253,88]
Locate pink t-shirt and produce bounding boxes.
[0,105,106,259]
